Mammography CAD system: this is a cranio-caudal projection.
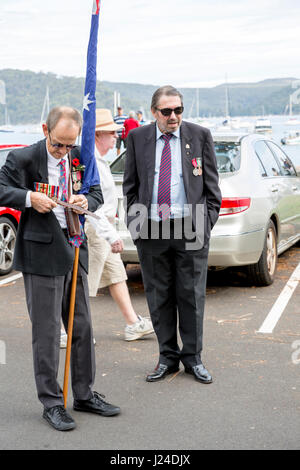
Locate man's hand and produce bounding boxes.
[69,194,88,214]
[111,239,124,253]
[30,192,57,213]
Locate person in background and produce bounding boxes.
[137,110,146,126]
[85,108,154,341]
[122,111,140,148]
[114,106,128,156]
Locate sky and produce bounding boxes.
[1,0,300,88]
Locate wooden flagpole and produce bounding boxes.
[63,246,80,408]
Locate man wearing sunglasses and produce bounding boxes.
[123,85,222,384]
[0,106,121,431]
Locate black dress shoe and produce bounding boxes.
[185,363,213,384]
[146,363,179,382]
[73,391,120,416]
[43,405,76,431]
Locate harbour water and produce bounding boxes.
[0,114,299,166]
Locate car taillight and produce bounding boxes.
[219,197,251,216]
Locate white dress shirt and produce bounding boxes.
[85,146,120,245]
[94,146,118,219]
[150,124,189,221]
[47,150,69,228]
[26,143,69,228]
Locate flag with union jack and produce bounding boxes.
[80,0,101,194]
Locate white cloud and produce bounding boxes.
[0,0,299,87]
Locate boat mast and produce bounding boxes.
[40,86,50,124]
[224,74,229,119]
[289,95,293,117]
[113,91,120,116]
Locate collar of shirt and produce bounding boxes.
[46,145,68,169]
[94,145,110,167]
[156,123,180,141]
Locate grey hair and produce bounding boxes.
[151,85,183,110]
[128,110,136,118]
[46,106,82,133]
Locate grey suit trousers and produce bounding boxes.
[23,264,95,409]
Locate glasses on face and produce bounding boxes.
[49,133,77,151]
[156,106,184,117]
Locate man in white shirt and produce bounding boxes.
[85,109,154,341]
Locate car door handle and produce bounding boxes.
[271,186,279,192]
[292,186,298,191]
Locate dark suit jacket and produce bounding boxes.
[123,120,222,247]
[0,139,103,276]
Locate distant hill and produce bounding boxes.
[0,69,299,125]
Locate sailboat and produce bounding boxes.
[24,87,50,134]
[0,106,14,133]
[216,78,251,132]
[187,89,213,128]
[285,94,300,125]
[0,80,14,133]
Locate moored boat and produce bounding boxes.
[281,130,300,145]
[254,118,272,133]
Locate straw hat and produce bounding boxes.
[95,108,122,132]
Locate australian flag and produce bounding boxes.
[80,0,101,194]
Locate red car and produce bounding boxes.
[0,145,26,275]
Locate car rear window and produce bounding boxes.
[214,142,241,173]
[110,152,126,174]
[110,142,242,175]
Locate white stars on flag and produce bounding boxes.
[83,92,94,112]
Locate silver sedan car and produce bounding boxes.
[110,132,300,286]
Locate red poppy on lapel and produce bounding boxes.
[71,158,85,191]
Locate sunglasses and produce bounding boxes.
[156,106,184,117]
[49,133,77,151]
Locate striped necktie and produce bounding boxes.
[58,159,85,247]
[58,158,68,202]
[157,133,172,220]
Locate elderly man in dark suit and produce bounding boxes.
[123,86,222,383]
[0,106,120,431]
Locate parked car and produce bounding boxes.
[110,131,300,286]
[0,145,26,275]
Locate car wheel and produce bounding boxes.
[246,220,277,286]
[0,217,17,276]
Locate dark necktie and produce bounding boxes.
[58,159,85,247]
[157,133,172,220]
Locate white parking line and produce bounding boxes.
[258,262,300,334]
[0,273,23,286]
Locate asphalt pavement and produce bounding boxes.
[0,246,299,451]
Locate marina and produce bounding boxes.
[1,114,299,167]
